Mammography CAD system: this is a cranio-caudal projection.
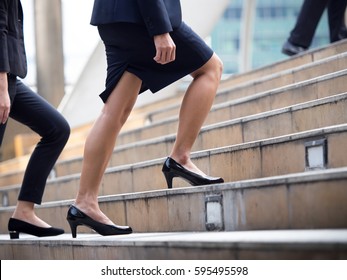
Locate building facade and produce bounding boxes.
[210,0,330,73]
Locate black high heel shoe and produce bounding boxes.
[8,218,64,239]
[162,157,224,189]
[66,205,132,238]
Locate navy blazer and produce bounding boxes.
[0,0,27,78]
[90,0,182,37]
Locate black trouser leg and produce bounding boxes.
[327,0,347,42]
[9,79,70,204]
[289,0,328,48]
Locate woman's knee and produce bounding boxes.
[210,53,223,80]
[193,53,223,82]
[49,116,70,147]
[59,118,71,143]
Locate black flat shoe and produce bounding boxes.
[66,205,132,238]
[8,218,64,239]
[281,40,307,56]
[162,157,224,189]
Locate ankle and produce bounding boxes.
[12,201,35,220]
[169,153,190,166]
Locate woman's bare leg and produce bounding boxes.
[170,53,223,174]
[74,71,142,224]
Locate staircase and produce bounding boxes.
[1,40,347,260]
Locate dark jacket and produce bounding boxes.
[90,0,182,37]
[0,0,27,78]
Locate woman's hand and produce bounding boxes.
[0,72,10,124]
[153,33,176,65]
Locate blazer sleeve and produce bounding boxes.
[136,0,173,36]
[0,1,10,73]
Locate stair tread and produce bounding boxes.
[2,166,346,211]
[1,229,347,249]
[2,229,347,246]
[219,39,347,88]
[1,123,346,196]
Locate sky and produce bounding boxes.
[21,0,99,91]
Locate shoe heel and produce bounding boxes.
[9,231,19,239]
[67,220,78,238]
[163,171,174,189]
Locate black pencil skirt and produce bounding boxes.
[97,21,214,103]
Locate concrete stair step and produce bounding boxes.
[1,122,346,207]
[152,40,347,122]
[120,68,347,145]
[149,52,347,123]
[30,92,347,180]
[31,68,347,170]
[219,39,347,89]
[149,67,347,124]
[1,229,346,259]
[217,52,347,106]
[0,163,346,237]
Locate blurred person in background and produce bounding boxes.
[282,0,347,56]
